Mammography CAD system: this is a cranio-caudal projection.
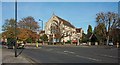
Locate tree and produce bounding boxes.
[2,19,15,31]
[94,23,107,45]
[2,19,17,38]
[87,25,92,34]
[96,12,119,45]
[17,16,40,42]
[109,18,120,44]
[40,34,48,42]
[18,16,39,31]
[81,32,87,43]
[17,28,30,41]
[110,28,120,44]
[50,20,64,43]
[18,28,38,42]
[2,18,40,43]
[87,25,93,41]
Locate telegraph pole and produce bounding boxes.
[15,0,17,57]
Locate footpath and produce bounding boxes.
[2,46,35,65]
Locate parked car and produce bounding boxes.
[1,41,7,45]
[108,42,113,46]
[7,43,25,49]
[7,43,14,49]
[6,38,15,49]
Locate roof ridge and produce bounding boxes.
[54,15,75,28]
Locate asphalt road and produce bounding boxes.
[21,45,119,63]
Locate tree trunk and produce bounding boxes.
[107,35,109,45]
[107,21,110,45]
[53,34,54,45]
[70,36,72,45]
[77,38,80,45]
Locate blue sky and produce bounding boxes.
[1,2,118,34]
[1,0,120,2]
[0,1,2,32]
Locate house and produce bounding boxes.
[89,33,98,45]
[45,14,83,43]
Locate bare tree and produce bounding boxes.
[96,12,119,45]
[18,16,40,31]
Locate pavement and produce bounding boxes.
[2,46,35,64]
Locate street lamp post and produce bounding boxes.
[39,19,43,45]
[15,0,17,57]
[39,19,43,30]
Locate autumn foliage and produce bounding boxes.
[2,16,40,43]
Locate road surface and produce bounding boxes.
[21,45,119,63]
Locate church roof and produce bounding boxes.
[54,15,75,28]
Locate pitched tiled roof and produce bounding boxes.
[55,15,75,28]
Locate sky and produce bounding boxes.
[0,1,2,33]
[1,2,119,34]
[1,0,120,2]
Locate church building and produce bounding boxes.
[45,14,83,44]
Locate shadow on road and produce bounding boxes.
[17,48,25,57]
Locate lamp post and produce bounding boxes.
[14,0,17,57]
[39,19,43,30]
[39,19,44,45]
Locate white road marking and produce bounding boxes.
[69,51,75,54]
[63,51,69,53]
[100,54,120,59]
[57,51,68,55]
[63,51,101,61]
[76,55,101,62]
[63,51,75,54]
[56,50,75,55]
